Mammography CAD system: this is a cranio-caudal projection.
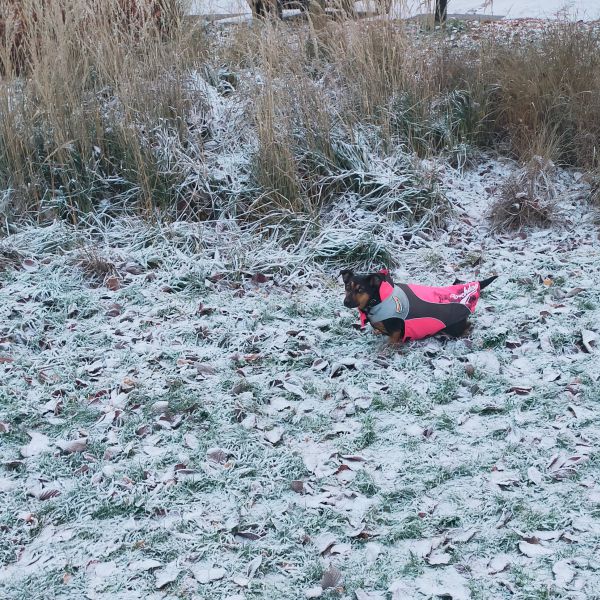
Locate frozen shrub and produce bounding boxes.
[489,156,556,230]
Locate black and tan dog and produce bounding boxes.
[341,269,497,344]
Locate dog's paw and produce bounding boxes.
[377,342,400,359]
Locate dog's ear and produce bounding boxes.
[368,273,384,289]
[340,269,353,284]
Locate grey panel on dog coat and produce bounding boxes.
[366,286,409,323]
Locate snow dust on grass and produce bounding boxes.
[1,159,600,599]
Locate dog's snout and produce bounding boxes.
[344,296,357,308]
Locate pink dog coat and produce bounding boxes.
[359,279,482,341]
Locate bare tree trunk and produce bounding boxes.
[250,0,282,19]
[434,0,447,24]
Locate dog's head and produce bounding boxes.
[340,269,391,310]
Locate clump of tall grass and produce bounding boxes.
[480,21,600,168]
[308,226,396,269]
[590,173,600,207]
[489,156,556,230]
[0,0,201,221]
[304,21,489,158]
[0,244,23,272]
[240,21,449,228]
[291,18,599,169]
[249,70,447,232]
[74,245,118,285]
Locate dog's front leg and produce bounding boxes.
[388,331,403,345]
[377,330,403,359]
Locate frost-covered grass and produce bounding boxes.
[2,5,600,599]
[1,157,600,599]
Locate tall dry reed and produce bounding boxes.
[0,0,200,220]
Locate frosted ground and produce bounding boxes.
[2,8,600,600]
[1,146,600,598]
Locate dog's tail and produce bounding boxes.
[479,275,498,290]
[452,275,498,290]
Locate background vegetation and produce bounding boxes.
[0,1,598,230]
